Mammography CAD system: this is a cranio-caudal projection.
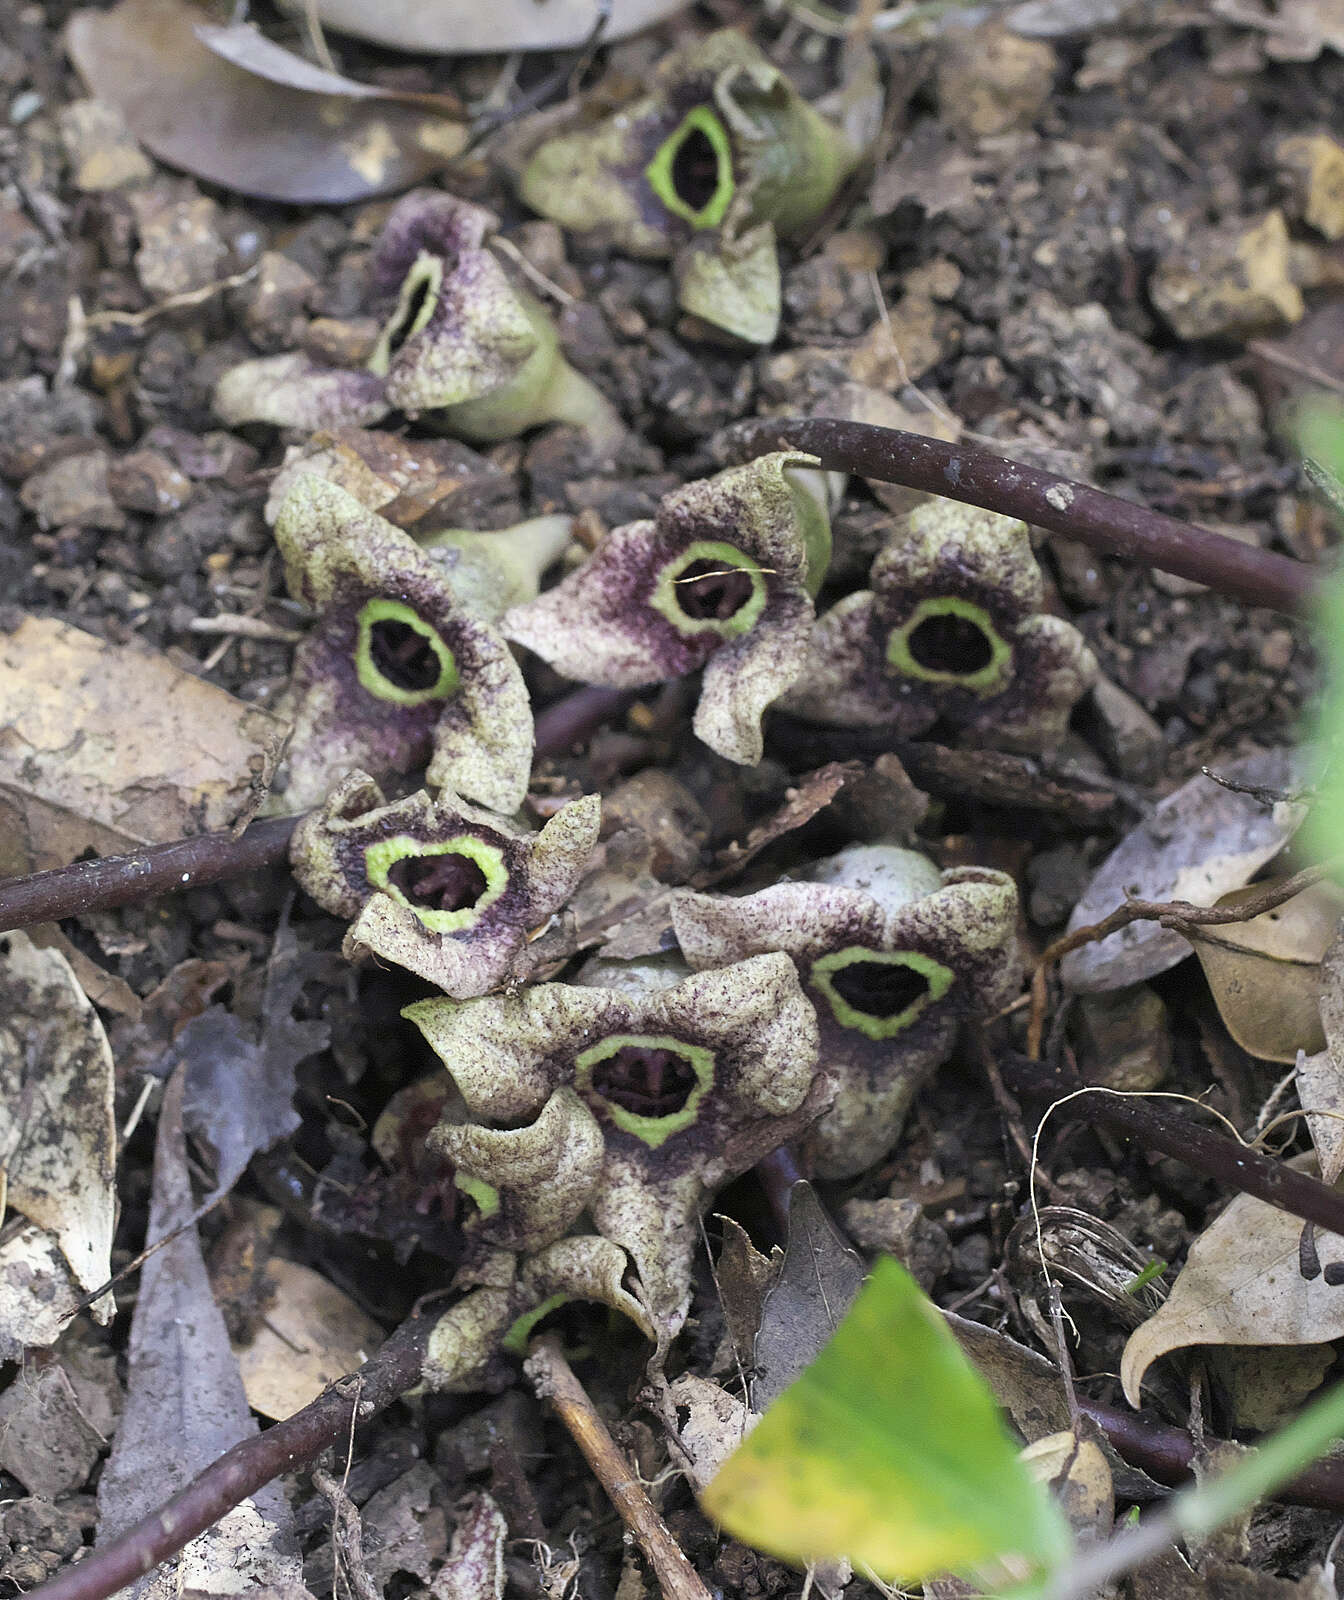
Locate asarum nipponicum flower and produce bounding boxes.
[781,500,1098,752]
[213,191,621,448]
[518,30,862,258]
[503,452,832,765]
[422,1235,654,1390]
[516,31,865,345]
[289,771,600,998]
[367,189,623,446]
[272,474,533,813]
[405,951,829,1347]
[673,844,1020,1180]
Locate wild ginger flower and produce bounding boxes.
[503,452,832,765]
[213,191,621,446]
[367,190,623,446]
[781,499,1098,751]
[405,952,828,1348]
[673,844,1020,1180]
[517,30,865,341]
[272,474,533,813]
[290,771,600,998]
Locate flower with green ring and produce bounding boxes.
[354,597,459,706]
[367,249,444,377]
[363,833,508,934]
[645,106,735,231]
[885,596,1013,695]
[648,539,767,638]
[454,1171,500,1221]
[501,1293,570,1356]
[810,947,954,1041]
[575,1033,715,1148]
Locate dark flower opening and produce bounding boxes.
[907,612,995,676]
[370,617,447,694]
[386,269,438,358]
[671,125,723,215]
[386,851,490,915]
[828,959,930,1020]
[591,1045,699,1117]
[676,559,756,622]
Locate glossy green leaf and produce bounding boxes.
[701,1257,1073,1593]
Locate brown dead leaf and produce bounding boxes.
[1061,747,1305,993]
[1121,1153,1344,1404]
[65,0,468,205]
[1190,878,1344,1061]
[234,1258,384,1420]
[0,931,116,1319]
[0,614,289,875]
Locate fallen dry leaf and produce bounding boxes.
[0,931,116,1319]
[97,1069,301,1595]
[65,0,467,204]
[0,613,288,877]
[234,1258,384,1420]
[1121,1154,1344,1404]
[1189,878,1344,1061]
[1061,747,1305,993]
[283,0,693,53]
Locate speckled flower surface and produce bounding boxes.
[503,453,829,764]
[213,351,390,432]
[272,475,534,813]
[517,29,861,259]
[673,845,1021,1179]
[405,952,828,1347]
[781,499,1098,751]
[290,771,600,997]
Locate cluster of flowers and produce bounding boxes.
[215,30,1101,1385]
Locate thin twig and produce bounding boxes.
[25,1316,430,1600]
[738,418,1316,615]
[525,1335,715,1600]
[1027,861,1336,1052]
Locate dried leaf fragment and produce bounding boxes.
[66,0,467,204]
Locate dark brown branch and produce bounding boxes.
[1001,1052,1344,1241]
[1079,1398,1344,1512]
[741,419,1316,616]
[0,685,642,934]
[27,1314,430,1600]
[0,815,301,934]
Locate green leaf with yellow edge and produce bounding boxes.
[700,1257,1073,1594]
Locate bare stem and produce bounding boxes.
[739,418,1316,615]
[0,815,301,933]
[25,1315,430,1600]
[525,1334,715,1600]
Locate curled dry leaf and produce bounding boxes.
[1189,877,1344,1062]
[280,0,693,52]
[1060,746,1305,994]
[1121,1154,1344,1405]
[66,0,468,205]
[0,931,116,1326]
